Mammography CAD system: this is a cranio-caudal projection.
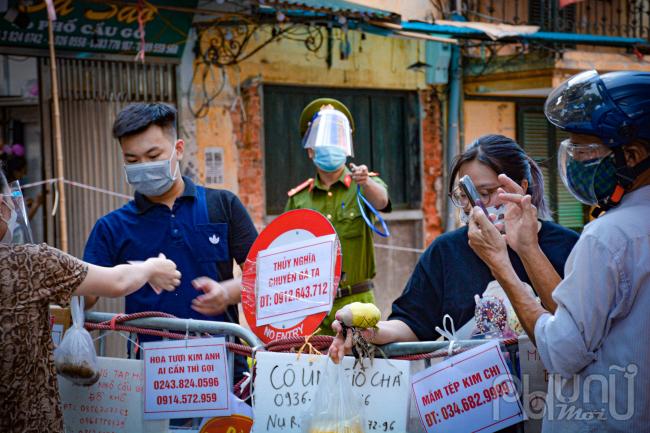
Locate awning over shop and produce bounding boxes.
[433,20,539,41]
[261,0,400,22]
[397,21,647,48]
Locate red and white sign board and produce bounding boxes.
[242,209,342,344]
[411,340,525,433]
[142,338,230,420]
[256,234,337,326]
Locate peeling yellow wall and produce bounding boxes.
[461,50,650,147]
[464,100,516,146]
[553,50,650,86]
[194,106,239,193]
[465,71,553,96]
[465,50,650,97]
[192,28,426,190]
[461,49,650,155]
[233,28,426,89]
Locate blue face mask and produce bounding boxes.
[124,146,179,197]
[313,146,347,172]
[566,154,617,205]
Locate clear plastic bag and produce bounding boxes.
[302,359,367,433]
[54,296,101,386]
[480,280,537,337]
[472,294,517,339]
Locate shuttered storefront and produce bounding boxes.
[39,57,177,356]
[39,57,177,255]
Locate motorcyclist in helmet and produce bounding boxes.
[466,70,650,432]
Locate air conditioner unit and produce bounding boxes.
[425,40,452,85]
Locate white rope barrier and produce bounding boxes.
[374,243,425,254]
[21,177,131,200]
[20,178,428,255]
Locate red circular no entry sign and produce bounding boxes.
[241,209,342,344]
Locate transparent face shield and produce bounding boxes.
[0,179,33,244]
[558,138,616,206]
[301,108,354,157]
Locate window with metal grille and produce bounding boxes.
[517,105,587,231]
[529,0,576,33]
[263,85,421,215]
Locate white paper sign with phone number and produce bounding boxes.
[255,234,336,326]
[253,352,410,433]
[411,340,525,433]
[59,356,168,433]
[143,337,230,420]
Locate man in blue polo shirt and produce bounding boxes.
[83,103,257,369]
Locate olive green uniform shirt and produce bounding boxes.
[285,168,389,334]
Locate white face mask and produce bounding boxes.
[460,205,506,226]
[0,207,17,244]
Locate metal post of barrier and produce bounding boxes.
[98,329,106,356]
[505,342,526,433]
[129,332,137,359]
[226,334,235,390]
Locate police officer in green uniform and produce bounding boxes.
[285,98,391,335]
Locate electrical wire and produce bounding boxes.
[187,60,227,119]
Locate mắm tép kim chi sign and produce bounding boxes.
[0,0,197,57]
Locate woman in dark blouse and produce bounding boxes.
[330,134,579,356]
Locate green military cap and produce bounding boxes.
[299,98,355,137]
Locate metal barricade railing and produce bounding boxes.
[85,310,519,371]
[84,311,265,430]
[86,311,263,350]
[381,339,496,356]
[81,312,525,432]
[86,311,515,355]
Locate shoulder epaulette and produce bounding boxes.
[343,174,352,188]
[288,178,314,197]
